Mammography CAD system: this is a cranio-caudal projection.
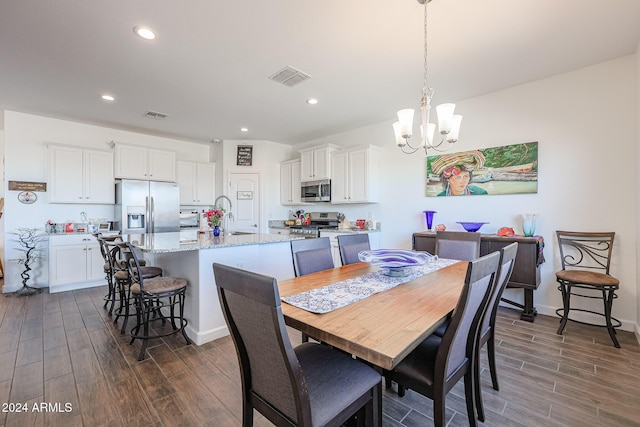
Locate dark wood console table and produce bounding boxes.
[412,232,544,322]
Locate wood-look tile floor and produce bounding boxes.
[0,285,639,426]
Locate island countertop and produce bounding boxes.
[122,230,303,253]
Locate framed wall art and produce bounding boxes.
[426,141,538,197]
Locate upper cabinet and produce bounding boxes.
[299,144,338,182]
[176,161,216,205]
[331,145,380,204]
[280,159,303,205]
[113,143,176,182]
[48,144,114,204]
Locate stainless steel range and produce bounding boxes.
[289,212,340,238]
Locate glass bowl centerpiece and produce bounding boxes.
[358,249,433,277]
[457,222,488,232]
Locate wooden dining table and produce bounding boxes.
[278,260,469,371]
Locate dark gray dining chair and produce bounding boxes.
[213,263,382,427]
[290,237,334,277]
[435,230,481,260]
[474,242,517,420]
[430,242,518,421]
[337,233,371,265]
[384,250,500,427]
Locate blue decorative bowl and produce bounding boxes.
[358,249,433,276]
[457,222,488,232]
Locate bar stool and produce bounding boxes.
[555,231,621,348]
[103,240,163,334]
[122,242,190,360]
[95,234,120,315]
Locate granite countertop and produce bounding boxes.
[122,230,303,253]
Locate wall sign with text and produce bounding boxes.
[237,145,253,166]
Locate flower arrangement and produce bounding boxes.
[207,206,226,228]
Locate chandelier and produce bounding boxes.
[393,0,462,155]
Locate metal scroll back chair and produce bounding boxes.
[213,263,382,427]
[555,231,621,348]
[123,242,190,360]
[290,237,334,277]
[435,231,481,261]
[337,233,371,265]
[384,251,500,427]
[95,233,121,315]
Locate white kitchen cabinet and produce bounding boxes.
[280,159,304,205]
[331,145,379,204]
[114,143,176,182]
[48,144,114,204]
[299,144,338,182]
[177,161,215,205]
[49,234,106,293]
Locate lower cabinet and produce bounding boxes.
[49,234,106,293]
[412,231,542,321]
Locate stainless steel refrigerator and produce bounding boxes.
[115,180,180,234]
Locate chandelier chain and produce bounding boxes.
[423,0,428,92]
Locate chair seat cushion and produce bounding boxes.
[295,342,380,427]
[556,270,619,287]
[131,277,187,295]
[390,334,441,388]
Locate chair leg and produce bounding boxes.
[138,298,151,361]
[397,384,406,398]
[241,398,253,427]
[474,345,485,422]
[487,333,499,391]
[433,393,446,427]
[178,292,190,345]
[464,372,478,427]
[603,289,621,348]
[557,282,571,335]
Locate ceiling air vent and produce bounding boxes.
[269,66,311,87]
[144,110,169,120]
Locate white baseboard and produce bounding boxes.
[535,303,635,332]
[635,323,640,345]
[185,324,229,345]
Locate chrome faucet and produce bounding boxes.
[214,195,234,233]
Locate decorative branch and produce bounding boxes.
[8,227,46,296]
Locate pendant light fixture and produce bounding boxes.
[393,0,462,155]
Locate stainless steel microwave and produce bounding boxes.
[301,179,331,202]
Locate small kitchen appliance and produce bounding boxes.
[301,179,331,202]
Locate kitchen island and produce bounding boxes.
[123,230,303,344]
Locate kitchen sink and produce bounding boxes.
[228,231,255,236]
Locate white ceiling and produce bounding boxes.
[1,0,639,145]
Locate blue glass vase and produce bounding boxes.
[213,225,221,236]
[423,210,436,231]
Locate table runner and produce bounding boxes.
[281,258,458,314]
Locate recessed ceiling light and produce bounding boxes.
[100,94,115,101]
[306,98,318,105]
[240,127,249,132]
[134,26,156,40]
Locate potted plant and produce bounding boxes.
[8,227,46,296]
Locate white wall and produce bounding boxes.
[636,41,640,340]
[2,111,212,292]
[303,56,639,331]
